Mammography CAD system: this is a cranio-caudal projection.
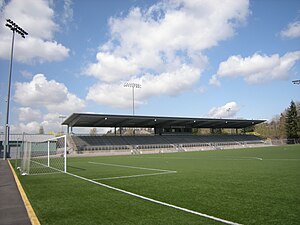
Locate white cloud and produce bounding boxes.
[281,21,300,39]
[0,112,3,132]
[10,71,88,133]
[208,102,240,118]
[18,107,42,122]
[84,52,139,82]
[210,51,300,85]
[84,0,249,107]
[41,113,65,133]
[209,74,221,86]
[0,0,69,63]
[197,86,207,94]
[11,74,85,133]
[62,0,73,26]
[87,65,200,108]
[11,111,69,134]
[14,74,85,114]
[11,121,41,133]
[20,70,33,79]
[107,0,248,56]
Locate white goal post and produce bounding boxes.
[20,135,67,175]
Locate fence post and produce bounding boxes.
[64,135,67,173]
[47,140,50,167]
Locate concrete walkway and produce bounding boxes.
[0,160,31,225]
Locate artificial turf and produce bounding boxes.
[15,145,300,225]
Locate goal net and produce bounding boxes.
[20,135,67,175]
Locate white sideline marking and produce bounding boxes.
[66,171,242,225]
[93,171,177,181]
[88,161,176,173]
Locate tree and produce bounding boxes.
[211,128,222,134]
[285,101,299,139]
[242,125,254,134]
[278,113,286,139]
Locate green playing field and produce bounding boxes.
[15,145,300,225]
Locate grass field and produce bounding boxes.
[15,145,300,225]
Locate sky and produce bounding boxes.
[0,0,300,134]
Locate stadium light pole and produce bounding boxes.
[3,19,28,160]
[123,82,141,115]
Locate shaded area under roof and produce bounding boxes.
[62,113,265,129]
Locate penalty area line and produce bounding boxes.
[88,161,176,173]
[93,171,177,181]
[66,171,242,225]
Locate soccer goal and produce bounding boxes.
[20,135,67,175]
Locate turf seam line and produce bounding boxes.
[66,171,242,225]
[88,161,176,172]
[8,160,41,225]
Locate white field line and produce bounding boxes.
[89,161,177,181]
[253,157,263,160]
[205,157,263,161]
[29,171,61,176]
[263,158,300,161]
[232,156,263,160]
[132,156,263,161]
[133,156,300,161]
[66,171,242,225]
[88,161,177,173]
[93,171,177,181]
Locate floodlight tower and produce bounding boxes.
[123,82,142,115]
[3,19,28,160]
[59,115,67,134]
[292,80,300,85]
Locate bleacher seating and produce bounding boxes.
[71,134,263,151]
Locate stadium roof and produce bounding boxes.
[62,113,265,129]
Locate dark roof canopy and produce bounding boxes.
[63,113,265,129]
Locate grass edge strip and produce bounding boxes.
[8,160,41,225]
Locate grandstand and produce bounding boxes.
[71,134,264,152]
[63,113,265,154]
